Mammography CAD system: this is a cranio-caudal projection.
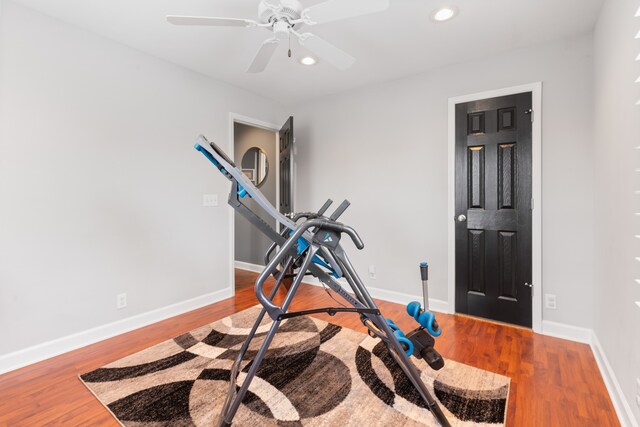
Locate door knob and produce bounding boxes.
[457,214,466,222]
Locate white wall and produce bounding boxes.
[290,35,596,328]
[593,0,640,424]
[0,1,285,356]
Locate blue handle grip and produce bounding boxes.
[386,319,414,357]
[195,143,221,169]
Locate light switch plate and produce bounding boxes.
[203,194,218,207]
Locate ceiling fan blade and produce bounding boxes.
[166,15,257,27]
[297,33,355,70]
[302,0,389,25]
[247,38,281,73]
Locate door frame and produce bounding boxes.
[447,82,543,332]
[228,113,280,296]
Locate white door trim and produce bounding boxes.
[447,82,543,332]
[228,113,280,297]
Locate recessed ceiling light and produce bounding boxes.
[300,56,317,66]
[432,6,458,22]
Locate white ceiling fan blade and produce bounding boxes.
[297,33,355,70]
[302,0,389,25]
[166,15,257,27]
[247,38,280,73]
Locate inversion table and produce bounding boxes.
[194,136,451,427]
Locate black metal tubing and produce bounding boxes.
[255,218,364,320]
[214,177,451,426]
[329,199,351,221]
[219,245,318,425]
[216,255,295,427]
[229,181,286,245]
[276,307,380,320]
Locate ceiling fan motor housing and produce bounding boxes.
[258,0,303,26]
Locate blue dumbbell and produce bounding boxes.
[407,301,442,337]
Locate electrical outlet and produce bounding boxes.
[368,265,376,279]
[203,194,218,207]
[544,294,557,310]
[117,293,127,309]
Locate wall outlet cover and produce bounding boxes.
[117,293,127,309]
[544,293,557,310]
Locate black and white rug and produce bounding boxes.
[81,306,510,426]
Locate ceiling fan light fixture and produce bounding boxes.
[300,56,317,66]
[168,0,389,73]
[432,6,458,22]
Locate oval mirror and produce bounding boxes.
[240,147,269,188]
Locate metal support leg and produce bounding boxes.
[216,256,294,426]
[371,314,451,427]
[217,247,317,426]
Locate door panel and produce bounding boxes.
[467,229,486,294]
[279,116,293,217]
[455,92,532,327]
[468,146,485,209]
[497,143,516,209]
[278,116,294,289]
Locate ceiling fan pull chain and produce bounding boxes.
[288,31,292,58]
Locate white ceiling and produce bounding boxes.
[11,0,603,104]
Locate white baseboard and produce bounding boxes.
[300,276,451,314]
[0,287,233,375]
[365,285,451,314]
[589,332,639,427]
[540,320,592,343]
[234,260,264,273]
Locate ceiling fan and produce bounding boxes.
[166,0,389,73]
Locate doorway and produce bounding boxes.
[233,122,277,291]
[448,84,542,330]
[229,115,294,294]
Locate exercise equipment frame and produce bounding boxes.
[194,136,450,427]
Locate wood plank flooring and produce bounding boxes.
[0,269,619,426]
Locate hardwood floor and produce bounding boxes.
[0,269,618,426]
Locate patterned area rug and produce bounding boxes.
[80,306,510,426]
